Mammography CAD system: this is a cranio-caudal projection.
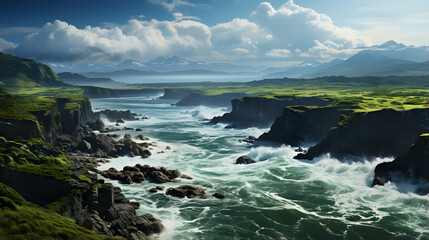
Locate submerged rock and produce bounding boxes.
[166,185,207,199]
[212,192,226,199]
[236,155,256,164]
[371,177,385,187]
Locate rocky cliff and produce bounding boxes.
[258,107,344,146]
[211,96,333,128]
[373,134,429,193]
[295,108,429,160]
[175,92,247,107]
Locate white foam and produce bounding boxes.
[183,106,229,120]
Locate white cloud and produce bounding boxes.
[0,38,16,51]
[147,0,197,12]
[265,49,291,58]
[9,19,213,63]
[7,0,369,64]
[172,12,200,21]
[232,48,250,55]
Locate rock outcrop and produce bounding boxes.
[166,185,207,199]
[175,92,247,107]
[373,134,429,193]
[258,107,343,147]
[236,155,256,164]
[295,108,429,160]
[100,164,185,184]
[211,96,332,128]
[95,109,140,122]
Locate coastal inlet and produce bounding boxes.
[92,96,429,240]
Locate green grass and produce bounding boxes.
[127,75,428,112]
[0,182,118,240]
[0,137,71,180]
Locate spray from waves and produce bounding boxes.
[247,144,297,162]
[184,106,229,120]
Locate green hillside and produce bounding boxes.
[0,52,65,87]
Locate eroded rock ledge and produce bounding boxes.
[373,133,429,194]
[295,108,429,161]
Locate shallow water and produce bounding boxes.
[91,96,429,240]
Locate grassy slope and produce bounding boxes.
[0,182,116,240]
[0,52,64,87]
[132,75,429,112]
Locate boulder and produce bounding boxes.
[212,192,226,199]
[77,140,92,152]
[371,177,385,187]
[166,185,207,199]
[236,155,256,164]
[116,119,125,124]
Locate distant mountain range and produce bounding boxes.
[49,41,429,82]
[49,56,266,74]
[265,41,429,79]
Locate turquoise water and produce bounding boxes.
[92,96,429,240]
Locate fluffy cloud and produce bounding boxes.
[0,38,16,51]
[10,19,212,63]
[265,49,291,58]
[147,0,198,12]
[7,1,369,64]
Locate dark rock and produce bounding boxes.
[136,134,148,140]
[149,188,158,193]
[95,109,139,121]
[156,186,164,191]
[371,177,385,187]
[166,185,207,199]
[115,123,120,126]
[236,155,256,164]
[149,171,170,183]
[212,192,226,199]
[136,214,164,235]
[211,96,332,128]
[136,128,143,132]
[259,107,342,147]
[374,134,429,192]
[87,119,105,131]
[130,201,140,209]
[180,174,193,180]
[295,108,429,161]
[116,119,125,124]
[77,140,92,152]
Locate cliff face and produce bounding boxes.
[258,107,343,146]
[295,108,429,160]
[211,96,332,128]
[175,92,247,107]
[374,134,429,185]
[1,96,94,143]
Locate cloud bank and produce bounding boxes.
[7,1,369,64]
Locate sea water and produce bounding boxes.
[91,96,429,240]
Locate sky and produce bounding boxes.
[0,0,428,67]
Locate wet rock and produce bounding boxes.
[136,128,142,132]
[115,123,120,126]
[236,155,256,164]
[87,119,105,131]
[371,177,385,187]
[156,186,164,191]
[130,201,140,209]
[136,134,148,140]
[136,214,164,235]
[116,119,125,124]
[77,140,92,152]
[180,174,193,180]
[212,192,226,199]
[149,188,158,193]
[166,185,207,199]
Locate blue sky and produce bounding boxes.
[0,0,428,66]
